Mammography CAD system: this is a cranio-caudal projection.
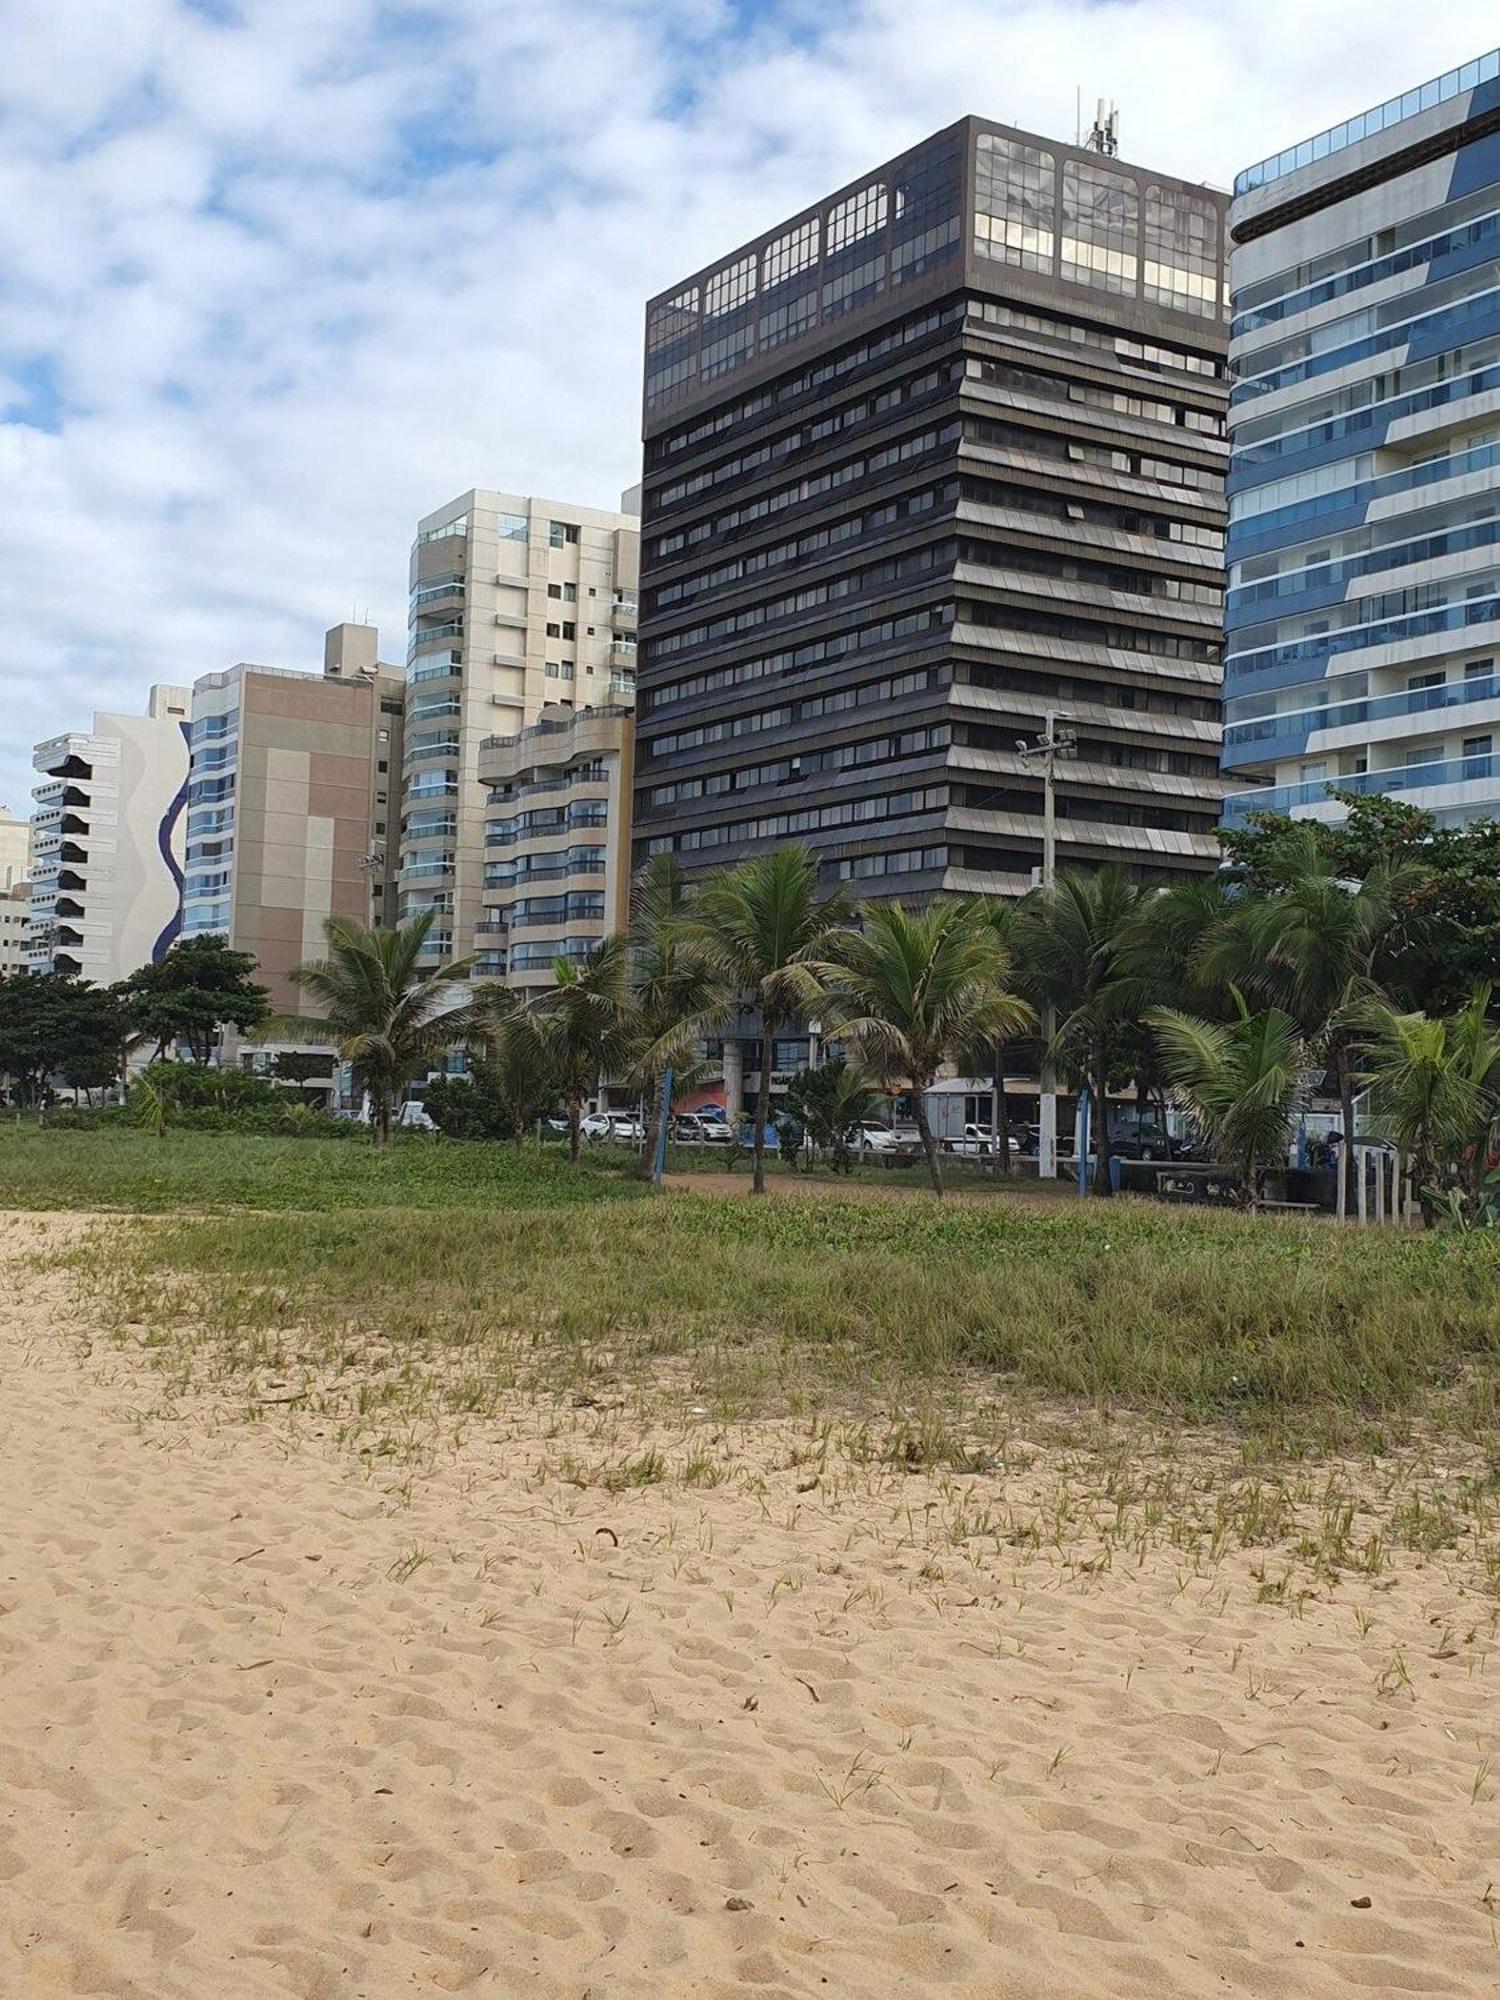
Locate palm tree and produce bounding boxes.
[782,1057,884,1175]
[1362,986,1500,1223]
[470,988,560,1145]
[1009,867,1150,1195]
[811,899,1033,1196]
[520,935,636,1164]
[1209,848,1420,1213]
[273,911,480,1146]
[1148,994,1308,1212]
[676,844,850,1195]
[625,856,730,1177]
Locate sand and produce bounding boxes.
[2,1212,1498,1998]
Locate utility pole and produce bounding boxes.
[357,844,385,928]
[1017,710,1076,1182]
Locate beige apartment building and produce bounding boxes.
[402,489,640,974]
[0,805,28,974]
[475,703,635,990]
[183,625,404,1015]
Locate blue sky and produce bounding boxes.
[2,0,1498,815]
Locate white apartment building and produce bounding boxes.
[0,806,32,974]
[401,489,640,972]
[28,686,192,983]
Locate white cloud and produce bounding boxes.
[1,0,1497,812]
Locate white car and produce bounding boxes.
[945,1123,1019,1156]
[580,1111,614,1141]
[855,1124,901,1153]
[609,1114,646,1145]
[396,1101,436,1132]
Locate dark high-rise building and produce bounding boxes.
[634,117,1232,898]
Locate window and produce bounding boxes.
[827,180,888,252]
[1061,159,1138,293]
[496,512,528,541]
[1142,187,1219,317]
[1462,735,1493,758]
[1466,657,1494,679]
[546,582,577,602]
[763,217,819,286]
[974,134,1054,272]
[704,253,756,318]
[1407,671,1445,690]
[548,521,579,548]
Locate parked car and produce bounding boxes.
[855,1124,901,1153]
[609,1114,645,1144]
[944,1122,1018,1156]
[580,1111,613,1141]
[672,1113,725,1144]
[396,1101,436,1132]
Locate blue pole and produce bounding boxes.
[652,1066,674,1185]
[1076,1088,1091,1197]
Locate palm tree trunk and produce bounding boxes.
[1092,1046,1113,1197]
[1335,1042,1357,1218]
[992,1038,1011,1179]
[913,1080,945,1197]
[372,1083,391,1149]
[752,1023,774,1195]
[636,1074,658,1180]
[567,1093,583,1166]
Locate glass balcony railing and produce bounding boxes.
[1234,48,1500,196]
[1222,751,1497,822]
[408,621,464,659]
[1225,674,1500,758]
[409,656,462,685]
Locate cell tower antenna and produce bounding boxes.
[1085,98,1120,157]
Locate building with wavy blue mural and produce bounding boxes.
[28,686,191,984]
[1223,49,1500,830]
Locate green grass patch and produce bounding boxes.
[46,1171,1500,1437]
[0,1123,640,1213]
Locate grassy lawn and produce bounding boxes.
[0,1121,640,1213]
[12,1124,1498,1453]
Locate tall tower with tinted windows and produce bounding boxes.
[635,117,1231,901]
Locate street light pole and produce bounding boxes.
[1017,709,1076,1183]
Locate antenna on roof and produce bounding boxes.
[1085,99,1120,157]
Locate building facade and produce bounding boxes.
[402,490,640,975]
[28,685,191,983]
[0,885,28,975]
[474,703,635,990]
[1223,48,1500,829]
[634,117,1231,902]
[182,627,404,1014]
[0,805,28,891]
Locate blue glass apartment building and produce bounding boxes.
[1222,49,1500,829]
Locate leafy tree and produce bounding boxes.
[519,936,636,1165]
[272,911,481,1146]
[272,1049,335,1089]
[782,1059,883,1175]
[1362,986,1500,1224]
[677,844,850,1195]
[117,935,270,1062]
[625,856,730,1177]
[0,970,128,1108]
[1206,837,1419,1212]
[1221,795,1500,1013]
[811,899,1033,1196]
[1009,867,1151,1196]
[423,1026,560,1144]
[1149,995,1308,1212]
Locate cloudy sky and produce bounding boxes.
[2,0,1497,811]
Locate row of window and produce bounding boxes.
[966,413,1223,493]
[645,784,947,856]
[959,472,1223,551]
[655,398,960,513]
[1232,186,1500,330]
[968,299,1222,380]
[1230,510,1500,614]
[648,540,949,657]
[649,482,950,599]
[834,845,949,881]
[485,800,610,846]
[1235,270,1500,398]
[1234,351,1500,469]
[644,723,950,804]
[962,597,1222,664]
[969,356,1222,435]
[647,304,960,463]
[642,612,944,713]
[958,536,1222,609]
[484,846,607,887]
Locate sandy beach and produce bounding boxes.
[3,1211,1498,1998]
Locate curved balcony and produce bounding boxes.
[1223,750,1497,823]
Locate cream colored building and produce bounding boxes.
[475,703,635,990]
[29,686,192,983]
[0,805,28,891]
[402,490,639,974]
[0,805,29,975]
[183,625,404,1015]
